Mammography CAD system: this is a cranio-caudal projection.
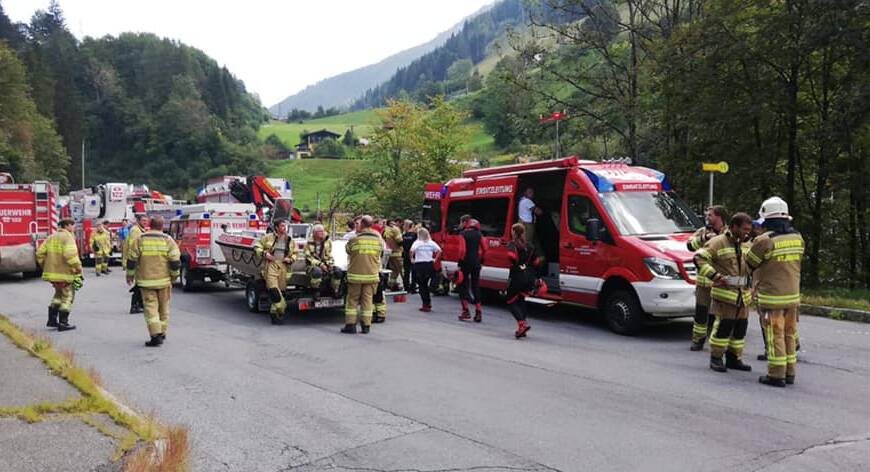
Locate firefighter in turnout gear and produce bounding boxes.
[383,219,404,290]
[747,197,804,388]
[342,215,384,334]
[694,213,754,373]
[303,224,338,300]
[126,216,180,347]
[255,218,295,325]
[36,219,83,331]
[687,205,728,351]
[89,220,112,276]
[124,215,147,314]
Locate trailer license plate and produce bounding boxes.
[315,298,342,308]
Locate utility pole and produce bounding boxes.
[81,139,85,189]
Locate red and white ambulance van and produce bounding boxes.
[424,157,702,334]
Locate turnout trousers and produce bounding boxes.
[709,301,749,360]
[141,287,171,337]
[345,282,376,327]
[50,282,74,313]
[387,256,403,288]
[692,287,714,343]
[264,262,289,318]
[761,307,798,380]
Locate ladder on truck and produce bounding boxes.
[32,181,55,241]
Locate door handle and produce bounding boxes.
[563,242,574,249]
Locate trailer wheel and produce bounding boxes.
[245,281,261,313]
[603,289,645,336]
[180,264,196,292]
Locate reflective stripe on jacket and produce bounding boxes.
[89,230,112,256]
[346,230,383,283]
[383,225,403,257]
[36,229,82,282]
[304,238,333,267]
[747,231,804,309]
[126,231,181,289]
[694,230,751,307]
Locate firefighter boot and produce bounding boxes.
[515,320,530,338]
[57,312,76,332]
[458,300,471,321]
[474,304,482,323]
[710,356,727,373]
[360,323,370,334]
[46,306,59,328]
[340,324,357,334]
[726,352,752,371]
[690,340,705,351]
[145,335,163,347]
[270,314,284,325]
[759,375,786,387]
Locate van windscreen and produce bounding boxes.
[599,191,701,236]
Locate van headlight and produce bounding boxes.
[644,257,681,280]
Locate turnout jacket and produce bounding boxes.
[346,229,384,284]
[694,230,751,307]
[746,230,804,309]
[36,229,82,282]
[89,229,112,256]
[303,238,334,268]
[126,230,181,289]
[687,226,721,288]
[383,225,403,258]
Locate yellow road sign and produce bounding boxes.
[702,161,729,173]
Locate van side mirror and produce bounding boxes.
[585,218,601,242]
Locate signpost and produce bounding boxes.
[701,161,729,206]
[540,111,568,160]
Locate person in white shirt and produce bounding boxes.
[343,217,360,241]
[410,228,441,312]
[518,187,543,257]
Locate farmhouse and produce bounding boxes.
[295,129,342,158]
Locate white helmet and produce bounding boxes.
[759,196,789,220]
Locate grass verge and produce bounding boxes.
[0,314,190,470]
[802,287,870,312]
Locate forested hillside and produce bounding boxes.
[0,1,268,194]
[469,0,869,288]
[351,0,561,109]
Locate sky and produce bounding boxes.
[5,0,494,106]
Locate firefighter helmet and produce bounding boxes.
[466,219,481,230]
[758,197,789,220]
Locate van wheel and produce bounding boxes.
[180,264,196,292]
[246,281,261,313]
[603,289,645,335]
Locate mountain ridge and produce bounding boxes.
[269,4,493,116]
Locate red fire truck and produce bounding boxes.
[167,203,262,291]
[0,173,59,276]
[424,157,703,335]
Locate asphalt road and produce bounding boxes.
[1,271,869,472]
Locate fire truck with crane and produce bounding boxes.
[0,173,59,277]
[167,176,305,291]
